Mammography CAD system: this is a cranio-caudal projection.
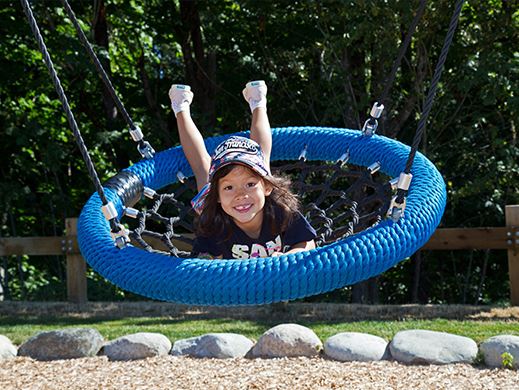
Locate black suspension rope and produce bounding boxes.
[20,0,120,232]
[363,0,427,135]
[59,0,136,132]
[402,0,465,176]
[377,0,427,106]
[393,0,464,206]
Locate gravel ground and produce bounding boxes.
[1,356,518,390]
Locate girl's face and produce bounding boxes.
[217,165,273,237]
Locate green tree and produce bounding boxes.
[1,0,517,303]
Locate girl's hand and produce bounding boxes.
[285,240,316,254]
[271,251,284,257]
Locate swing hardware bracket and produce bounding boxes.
[387,196,407,222]
[362,102,385,136]
[138,141,155,159]
[362,118,378,136]
[111,224,130,249]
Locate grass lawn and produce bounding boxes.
[1,316,518,345]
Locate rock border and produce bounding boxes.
[1,324,518,369]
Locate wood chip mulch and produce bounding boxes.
[1,356,518,390]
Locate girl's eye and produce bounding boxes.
[223,185,232,191]
[247,181,257,188]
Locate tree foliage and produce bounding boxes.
[0,0,517,303]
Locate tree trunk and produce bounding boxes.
[411,251,422,303]
[174,0,216,128]
[138,54,171,145]
[351,277,379,304]
[92,0,117,122]
[340,48,362,129]
[388,41,428,139]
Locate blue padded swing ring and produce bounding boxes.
[78,127,446,306]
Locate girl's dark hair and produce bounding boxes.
[196,164,300,239]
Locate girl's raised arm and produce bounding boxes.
[170,85,211,191]
[243,81,271,170]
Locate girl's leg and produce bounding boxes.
[243,81,271,171]
[170,85,211,191]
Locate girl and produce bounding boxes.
[169,81,316,259]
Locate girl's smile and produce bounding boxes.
[217,165,272,238]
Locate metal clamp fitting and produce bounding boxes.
[337,150,350,165]
[370,102,384,118]
[396,172,413,191]
[143,187,157,199]
[389,177,399,190]
[138,141,155,159]
[129,126,144,142]
[299,145,308,161]
[101,202,118,220]
[123,207,139,219]
[367,161,381,174]
[177,171,187,183]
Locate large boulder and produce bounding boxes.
[18,328,104,361]
[0,335,17,359]
[480,335,519,369]
[103,332,172,361]
[249,323,322,358]
[171,333,253,358]
[324,332,388,361]
[389,329,478,365]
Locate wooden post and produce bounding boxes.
[65,218,87,304]
[506,205,519,306]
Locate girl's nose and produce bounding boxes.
[235,187,249,199]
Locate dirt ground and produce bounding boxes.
[2,302,519,322]
[1,355,518,390]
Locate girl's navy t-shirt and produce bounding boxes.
[192,207,316,259]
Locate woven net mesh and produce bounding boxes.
[127,159,392,257]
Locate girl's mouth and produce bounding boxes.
[234,204,252,213]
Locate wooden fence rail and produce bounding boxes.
[1,205,518,305]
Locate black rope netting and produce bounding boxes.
[124,158,392,256]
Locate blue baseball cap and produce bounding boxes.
[191,136,270,214]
